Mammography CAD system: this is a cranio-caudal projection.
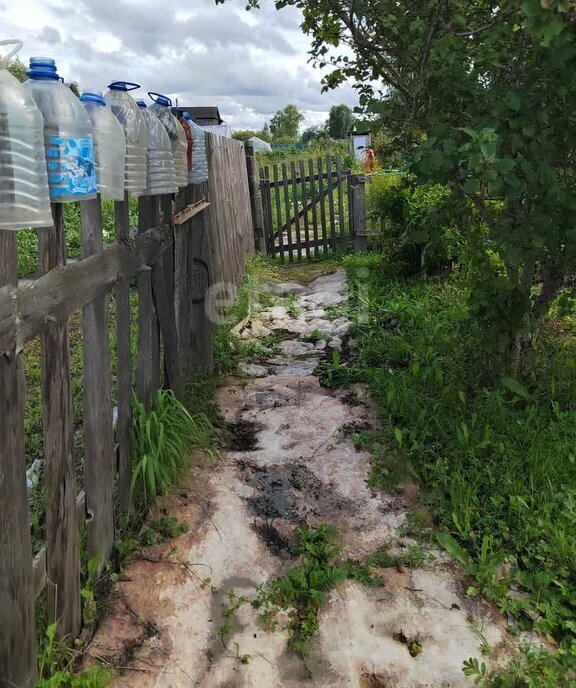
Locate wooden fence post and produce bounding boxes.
[188,181,214,376]
[114,194,132,514]
[0,230,37,688]
[245,143,266,254]
[81,198,116,564]
[39,204,81,638]
[136,196,161,409]
[151,194,180,397]
[174,189,191,383]
[351,174,368,253]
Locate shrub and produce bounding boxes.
[366,173,461,277]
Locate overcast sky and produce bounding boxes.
[2,0,357,131]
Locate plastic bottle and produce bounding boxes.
[136,101,177,196]
[104,81,147,195]
[184,112,209,185]
[24,57,97,202]
[80,91,126,201]
[0,40,52,229]
[148,92,187,188]
[176,108,192,174]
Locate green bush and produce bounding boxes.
[366,173,461,276]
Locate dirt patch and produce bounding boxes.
[359,671,396,688]
[225,420,263,451]
[240,461,352,523]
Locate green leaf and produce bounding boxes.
[436,532,470,566]
[501,376,531,399]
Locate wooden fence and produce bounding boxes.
[0,133,253,688]
[259,155,354,261]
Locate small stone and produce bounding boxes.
[265,306,289,320]
[261,282,306,296]
[315,340,327,350]
[329,337,343,351]
[238,363,268,378]
[277,340,315,357]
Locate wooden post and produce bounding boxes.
[173,190,191,385]
[351,174,368,253]
[81,198,115,564]
[244,143,266,254]
[0,230,37,687]
[114,194,132,514]
[136,195,161,409]
[152,194,180,396]
[39,205,81,640]
[188,182,214,375]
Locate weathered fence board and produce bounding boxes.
[114,194,132,513]
[0,132,254,682]
[137,196,160,409]
[39,204,81,638]
[81,199,115,564]
[0,230,36,688]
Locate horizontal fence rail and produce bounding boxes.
[0,133,253,688]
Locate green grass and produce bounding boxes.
[130,390,217,507]
[337,254,576,681]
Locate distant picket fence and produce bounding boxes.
[0,133,253,687]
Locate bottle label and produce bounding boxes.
[46,136,97,199]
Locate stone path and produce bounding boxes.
[87,270,515,687]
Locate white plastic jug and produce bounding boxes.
[148,92,188,188]
[136,101,177,196]
[80,91,126,201]
[105,81,147,195]
[0,40,52,229]
[24,57,97,202]
[184,112,209,185]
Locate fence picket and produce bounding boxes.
[317,157,328,254]
[273,164,284,262]
[336,156,346,247]
[136,196,160,409]
[39,205,81,639]
[81,198,115,564]
[0,229,36,687]
[290,161,302,261]
[299,160,311,260]
[326,156,337,251]
[308,159,320,259]
[281,162,293,262]
[114,194,132,513]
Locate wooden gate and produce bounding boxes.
[259,156,351,261]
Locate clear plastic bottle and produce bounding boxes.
[0,40,52,229]
[80,91,126,201]
[148,92,188,188]
[136,101,177,196]
[24,57,97,202]
[176,108,192,174]
[184,112,209,185]
[104,81,147,195]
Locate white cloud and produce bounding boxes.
[2,0,358,130]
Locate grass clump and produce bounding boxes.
[339,254,576,680]
[130,390,217,506]
[221,525,404,655]
[38,623,110,687]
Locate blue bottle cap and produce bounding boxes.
[80,91,106,106]
[108,81,141,92]
[28,57,59,81]
[148,91,172,107]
